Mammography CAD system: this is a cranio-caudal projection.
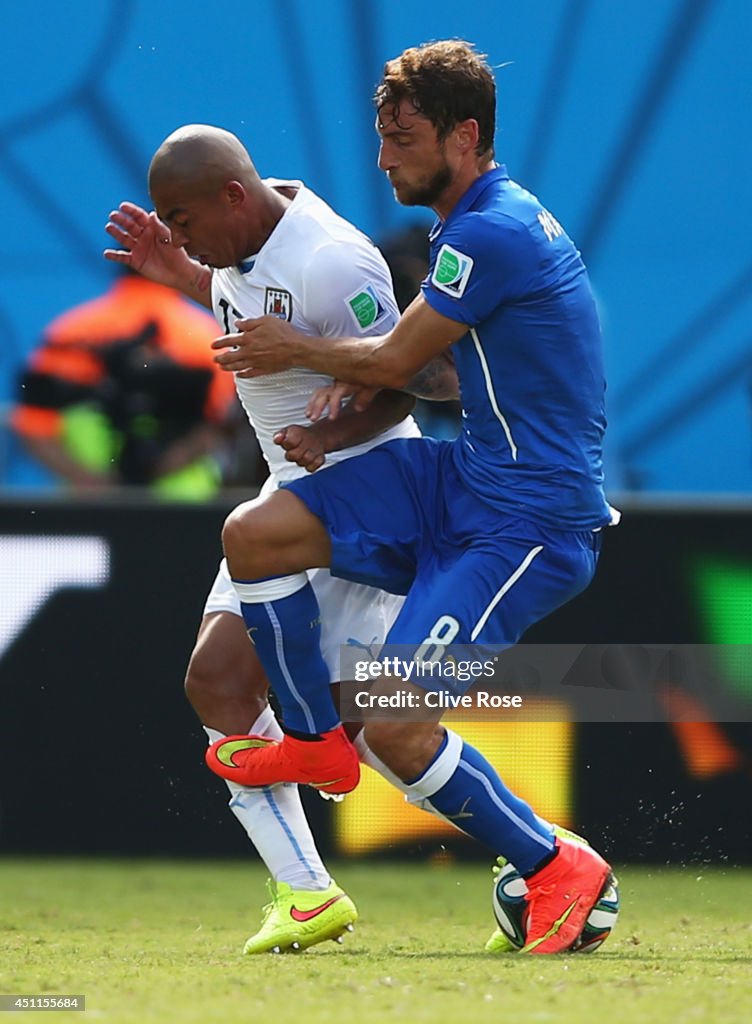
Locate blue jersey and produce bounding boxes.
[421,166,610,530]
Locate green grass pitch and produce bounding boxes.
[1,859,751,1023]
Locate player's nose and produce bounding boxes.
[377,141,397,171]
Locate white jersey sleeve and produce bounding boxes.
[300,240,399,340]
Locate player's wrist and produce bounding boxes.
[181,261,213,297]
[287,326,313,368]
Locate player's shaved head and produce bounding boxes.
[147,123,291,267]
[148,124,260,196]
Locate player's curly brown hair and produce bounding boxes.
[374,40,496,158]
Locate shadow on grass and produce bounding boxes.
[298,948,752,965]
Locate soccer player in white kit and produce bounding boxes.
[104,123,457,954]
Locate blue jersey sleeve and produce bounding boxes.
[421,211,540,326]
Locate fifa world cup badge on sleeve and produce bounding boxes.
[431,244,474,297]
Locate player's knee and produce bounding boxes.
[223,499,300,578]
[222,503,266,566]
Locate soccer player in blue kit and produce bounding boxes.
[207,40,617,953]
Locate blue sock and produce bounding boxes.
[237,582,339,734]
[409,734,555,875]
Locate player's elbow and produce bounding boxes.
[384,369,414,391]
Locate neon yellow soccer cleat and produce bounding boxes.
[484,925,517,954]
[243,879,358,954]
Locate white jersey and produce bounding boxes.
[212,179,419,482]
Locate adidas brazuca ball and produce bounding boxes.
[492,862,620,952]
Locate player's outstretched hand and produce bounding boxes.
[306,381,380,422]
[212,317,301,376]
[104,202,196,288]
[273,425,326,472]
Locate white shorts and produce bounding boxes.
[203,558,403,683]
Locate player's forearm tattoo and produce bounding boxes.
[404,354,459,400]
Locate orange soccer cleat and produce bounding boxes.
[521,837,612,954]
[205,725,360,795]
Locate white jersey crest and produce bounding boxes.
[212,180,418,481]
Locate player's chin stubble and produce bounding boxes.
[393,163,452,207]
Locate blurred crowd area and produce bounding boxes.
[2,223,459,501]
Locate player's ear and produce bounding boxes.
[225,180,246,206]
[454,119,480,154]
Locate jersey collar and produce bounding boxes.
[235,180,304,274]
[428,164,510,242]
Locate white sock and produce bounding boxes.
[205,705,331,891]
[400,728,464,826]
[402,729,464,803]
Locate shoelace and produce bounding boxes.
[259,879,280,923]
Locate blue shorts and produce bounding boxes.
[283,437,600,653]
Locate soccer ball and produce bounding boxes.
[492,861,620,953]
